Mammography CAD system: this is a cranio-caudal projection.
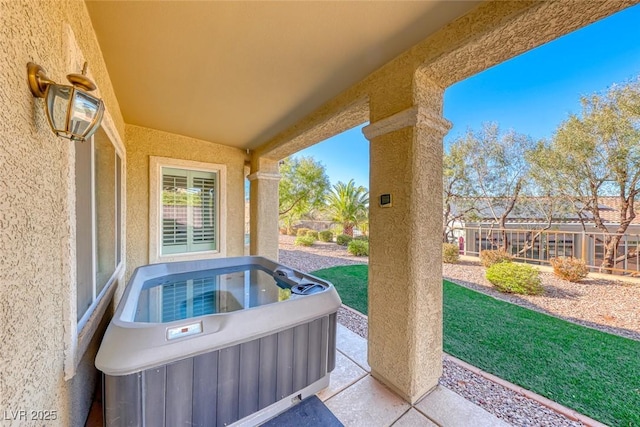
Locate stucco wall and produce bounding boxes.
[256,1,633,160]
[0,1,125,426]
[125,125,248,280]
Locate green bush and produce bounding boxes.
[480,249,513,268]
[294,235,315,247]
[354,235,369,242]
[296,228,311,236]
[318,230,333,242]
[442,243,460,264]
[336,234,353,246]
[550,257,589,282]
[486,262,543,295]
[306,230,319,240]
[347,240,369,256]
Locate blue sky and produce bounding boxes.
[296,4,640,189]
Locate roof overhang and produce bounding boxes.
[86,1,481,150]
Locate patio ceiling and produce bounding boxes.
[86,1,480,150]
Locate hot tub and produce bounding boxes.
[95,256,341,427]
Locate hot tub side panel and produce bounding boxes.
[104,313,337,427]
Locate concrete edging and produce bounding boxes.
[444,354,608,427]
[340,303,366,318]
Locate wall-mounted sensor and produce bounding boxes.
[379,194,392,208]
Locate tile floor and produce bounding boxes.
[326,324,510,427]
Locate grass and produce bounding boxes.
[311,265,640,426]
[313,264,369,314]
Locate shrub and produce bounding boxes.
[347,240,369,256]
[306,230,319,240]
[442,243,459,264]
[550,257,589,282]
[294,235,315,247]
[480,249,513,268]
[336,234,353,246]
[296,228,311,236]
[486,262,543,295]
[354,235,369,242]
[319,230,333,242]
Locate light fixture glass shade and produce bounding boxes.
[44,84,104,142]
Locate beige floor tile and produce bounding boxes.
[415,386,510,427]
[325,375,410,427]
[336,324,370,371]
[318,351,368,402]
[392,408,438,426]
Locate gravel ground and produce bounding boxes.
[279,235,368,271]
[443,261,640,342]
[278,235,640,426]
[440,359,583,427]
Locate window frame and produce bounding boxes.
[149,156,227,263]
[161,167,218,255]
[67,117,126,380]
[76,129,124,329]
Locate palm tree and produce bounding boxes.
[326,180,369,236]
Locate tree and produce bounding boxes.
[278,156,331,233]
[326,179,369,236]
[461,123,536,250]
[443,138,476,243]
[529,79,640,271]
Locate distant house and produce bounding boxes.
[449,198,640,273]
[452,197,640,232]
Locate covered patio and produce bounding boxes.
[1,1,635,426]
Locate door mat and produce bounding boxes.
[260,396,343,427]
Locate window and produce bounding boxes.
[162,168,217,254]
[76,127,122,323]
[150,157,226,262]
[160,278,219,322]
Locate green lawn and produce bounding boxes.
[312,265,640,427]
[314,264,369,314]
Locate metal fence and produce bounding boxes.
[450,226,640,276]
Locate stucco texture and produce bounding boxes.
[367,81,448,402]
[2,0,638,422]
[248,157,280,261]
[124,125,248,281]
[0,1,125,426]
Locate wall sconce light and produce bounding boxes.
[27,62,104,142]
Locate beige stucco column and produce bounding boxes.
[363,73,451,404]
[248,157,280,260]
